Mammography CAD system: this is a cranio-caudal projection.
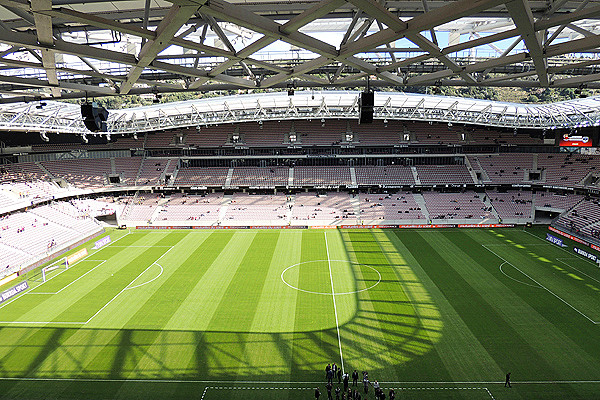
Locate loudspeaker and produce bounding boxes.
[358,91,374,124]
[81,102,109,132]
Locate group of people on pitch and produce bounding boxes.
[315,365,395,400]
[315,366,512,399]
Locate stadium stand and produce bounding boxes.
[156,193,222,224]
[41,158,111,188]
[174,167,229,186]
[358,192,426,222]
[224,193,288,223]
[416,165,475,185]
[468,153,534,184]
[0,202,101,273]
[114,157,143,185]
[292,192,356,223]
[294,166,352,186]
[555,198,600,238]
[354,166,415,186]
[230,167,289,187]
[486,190,534,221]
[120,193,160,222]
[422,191,491,221]
[0,162,48,183]
[533,192,584,211]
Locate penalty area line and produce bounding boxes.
[0,377,597,385]
[483,244,599,325]
[84,246,175,324]
[0,376,596,384]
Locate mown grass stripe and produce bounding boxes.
[202,231,280,381]
[289,231,338,380]
[208,231,280,331]
[379,229,499,383]
[396,230,580,399]
[453,230,600,377]
[73,231,234,383]
[124,231,229,329]
[339,229,450,383]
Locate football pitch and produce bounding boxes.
[1,227,600,399]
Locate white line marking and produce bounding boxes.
[324,231,344,374]
[557,258,600,286]
[0,377,595,384]
[523,229,599,266]
[126,263,164,290]
[0,233,132,312]
[28,260,108,296]
[0,321,85,325]
[280,260,381,295]
[109,246,173,247]
[483,244,599,324]
[84,246,174,324]
[499,262,542,288]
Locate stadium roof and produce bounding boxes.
[2,91,600,136]
[1,0,600,103]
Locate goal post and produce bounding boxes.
[30,256,68,283]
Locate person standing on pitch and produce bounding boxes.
[505,372,511,388]
[315,387,321,399]
[332,363,338,381]
[352,370,359,387]
[362,374,369,394]
[337,367,342,384]
[343,372,349,391]
[326,382,333,400]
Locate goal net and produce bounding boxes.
[29,257,68,283]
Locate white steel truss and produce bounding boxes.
[2,91,600,136]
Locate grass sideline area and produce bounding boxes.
[0,226,599,399]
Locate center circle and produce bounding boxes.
[281,260,382,295]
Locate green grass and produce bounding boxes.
[0,226,600,399]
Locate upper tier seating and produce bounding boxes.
[175,167,229,186]
[42,158,111,188]
[0,162,48,183]
[538,153,600,187]
[416,165,474,185]
[470,154,534,184]
[294,166,352,186]
[230,167,289,187]
[354,166,415,186]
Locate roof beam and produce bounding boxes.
[31,0,60,97]
[505,0,548,86]
[197,0,338,57]
[544,0,591,47]
[189,0,345,89]
[119,3,201,94]
[339,0,507,58]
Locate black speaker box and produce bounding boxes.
[81,103,109,132]
[359,92,374,124]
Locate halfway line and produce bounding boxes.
[324,231,344,373]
